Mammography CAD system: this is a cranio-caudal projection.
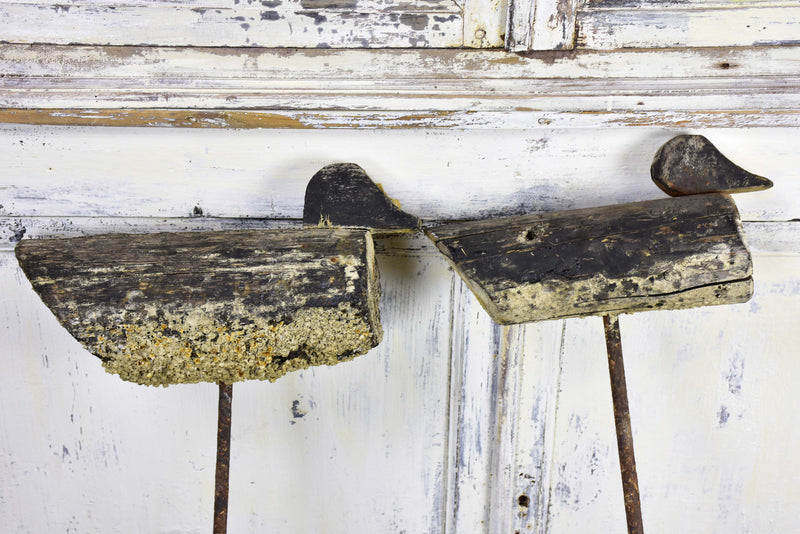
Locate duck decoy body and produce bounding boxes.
[421,135,769,325]
[15,164,418,386]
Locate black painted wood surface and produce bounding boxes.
[15,228,382,385]
[651,135,773,197]
[303,163,421,233]
[427,193,753,324]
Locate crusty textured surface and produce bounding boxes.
[16,228,382,385]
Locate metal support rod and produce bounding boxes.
[603,314,644,534]
[214,382,233,534]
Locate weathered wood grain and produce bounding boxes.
[3,45,800,126]
[577,6,800,49]
[0,0,504,49]
[428,194,753,324]
[14,228,382,386]
[586,0,800,7]
[6,108,800,130]
[0,2,466,48]
[303,163,421,232]
[651,134,774,196]
[5,44,800,81]
[506,0,579,51]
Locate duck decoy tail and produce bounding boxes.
[651,135,773,197]
[303,163,422,232]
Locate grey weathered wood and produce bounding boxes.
[652,135,773,196]
[15,228,382,386]
[0,1,466,48]
[506,0,579,51]
[427,193,753,324]
[303,163,422,233]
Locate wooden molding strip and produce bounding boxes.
[3,44,800,81]
[2,108,800,130]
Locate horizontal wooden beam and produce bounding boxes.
[2,108,800,130]
[2,45,798,127]
[2,44,799,82]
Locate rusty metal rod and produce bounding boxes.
[603,314,644,534]
[214,382,233,534]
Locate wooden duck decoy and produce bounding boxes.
[14,163,420,534]
[15,164,420,387]
[426,135,771,325]
[419,134,772,534]
[302,135,771,534]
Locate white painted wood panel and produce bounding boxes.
[506,0,579,51]
[1,236,457,532]
[1,121,797,533]
[0,0,506,48]
[0,126,795,224]
[577,5,800,49]
[522,255,800,534]
[0,250,220,532]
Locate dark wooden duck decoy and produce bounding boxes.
[425,136,771,325]
[15,164,419,387]
[14,163,421,534]
[302,135,773,534]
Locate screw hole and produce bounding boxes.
[518,494,530,507]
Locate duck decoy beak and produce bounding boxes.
[651,134,773,196]
[303,163,422,232]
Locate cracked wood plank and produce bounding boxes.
[428,194,753,324]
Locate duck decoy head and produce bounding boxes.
[651,135,773,196]
[303,163,422,232]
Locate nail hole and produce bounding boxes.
[719,62,731,70]
[518,494,530,507]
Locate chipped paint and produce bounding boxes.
[0,1,467,48]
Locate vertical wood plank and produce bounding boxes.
[462,0,507,48]
[540,316,626,533]
[0,252,219,532]
[225,239,455,532]
[506,0,579,51]
[510,320,567,534]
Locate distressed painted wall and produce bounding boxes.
[0,122,797,533]
[1,2,799,531]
